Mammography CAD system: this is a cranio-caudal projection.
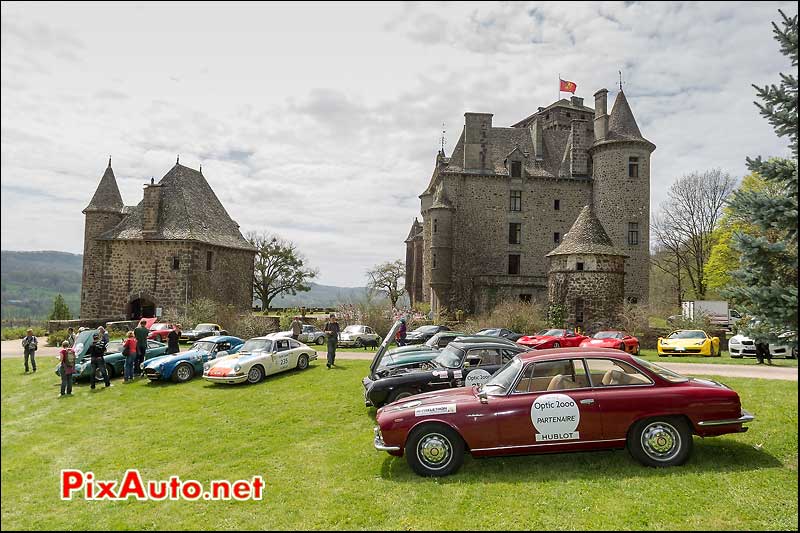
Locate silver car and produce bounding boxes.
[275,325,327,345]
[338,325,381,347]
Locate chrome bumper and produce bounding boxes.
[374,427,399,452]
[697,409,755,427]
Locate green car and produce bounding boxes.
[56,331,169,381]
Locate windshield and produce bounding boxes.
[151,323,170,331]
[433,345,465,368]
[632,356,689,383]
[413,326,439,334]
[594,331,623,339]
[667,330,706,340]
[483,358,522,395]
[477,329,500,336]
[240,339,273,352]
[192,341,217,352]
[105,341,124,354]
[343,326,363,333]
[196,324,215,331]
[536,329,565,337]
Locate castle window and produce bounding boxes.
[508,254,520,275]
[206,250,213,271]
[566,112,571,118]
[433,218,438,234]
[628,222,639,246]
[554,199,560,211]
[172,256,180,270]
[432,253,437,269]
[519,294,532,303]
[554,232,561,244]
[626,296,639,304]
[508,223,521,245]
[628,157,639,178]
[510,190,522,211]
[576,262,584,271]
[510,160,522,178]
[575,298,584,324]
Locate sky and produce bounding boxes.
[1,1,795,287]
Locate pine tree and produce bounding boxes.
[49,294,72,321]
[724,10,798,346]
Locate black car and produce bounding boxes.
[363,336,527,408]
[403,324,451,345]
[474,327,524,342]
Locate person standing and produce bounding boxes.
[87,333,111,389]
[122,331,138,383]
[133,319,149,376]
[323,313,340,369]
[59,340,76,396]
[22,328,38,373]
[290,316,303,341]
[166,324,181,355]
[396,318,407,347]
[97,326,110,348]
[67,327,76,348]
[755,341,772,365]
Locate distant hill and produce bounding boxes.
[1,250,372,319]
[1,250,83,320]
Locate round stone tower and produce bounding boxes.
[546,205,627,331]
[427,183,453,314]
[589,88,655,304]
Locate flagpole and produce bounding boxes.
[557,72,560,101]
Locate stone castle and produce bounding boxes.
[404,86,655,327]
[80,159,255,320]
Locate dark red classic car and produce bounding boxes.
[373,348,754,476]
[579,331,640,355]
[517,328,588,349]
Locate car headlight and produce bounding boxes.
[203,363,210,371]
[234,364,241,372]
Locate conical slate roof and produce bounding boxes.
[83,160,124,213]
[97,163,254,251]
[430,182,453,209]
[607,90,646,142]
[405,218,422,242]
[546,205,627,257]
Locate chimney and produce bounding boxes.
[593,89,608,141]
[570,119,589,176]
[531,117,544,161]
[570,96,584,108]
[142,181,163,236]
[463,112,493,171]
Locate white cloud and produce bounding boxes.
[1,1,795,286]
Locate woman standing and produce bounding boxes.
[59,340,75,397]
[122,331,138,383]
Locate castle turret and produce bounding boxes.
[546,205,627,330]
[80,158,125,318]
[426,183,454,314]
[404,218,423,305]
[589,89,655,304]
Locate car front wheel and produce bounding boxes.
[406,423,465,477]
[247,365,264,384]
[628,417,692,467]
[552,342,561,348]
[316,336,325,345]
[172,363,194,383]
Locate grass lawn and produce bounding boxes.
[638,349,799,367]
[1,358,796,530]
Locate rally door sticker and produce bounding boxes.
[530,393,580,442]
[415,404,457,417]
[464,369,491,387]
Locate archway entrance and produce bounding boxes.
[129,297,155,320]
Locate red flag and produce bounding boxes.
[559,79,577,93]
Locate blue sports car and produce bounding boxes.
[143,335,244,383]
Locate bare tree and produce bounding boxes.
[651,169,737,299]
[247,232,318,312]
[366,260,406,308]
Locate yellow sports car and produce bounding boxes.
[658,330,721,357]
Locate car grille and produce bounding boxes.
[742,340,754,346]
[661,347,703,353]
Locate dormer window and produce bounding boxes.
[510,161,522,178]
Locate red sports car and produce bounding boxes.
[517,328,588,349]
[147,322,177,342]
[373,348,754,476]
[580,331,640,355]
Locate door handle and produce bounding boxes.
[580,399,595,405]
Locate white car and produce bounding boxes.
[337,325,381,348]
[729,333,797,359]
[274,325,327,345]
[203,336,317,384]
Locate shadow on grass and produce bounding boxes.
[378,439,782,482]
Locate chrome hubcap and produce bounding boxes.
[417,433,452,469]
[177,366,191,380]
[641,422,681,461]
[248,368,261,382]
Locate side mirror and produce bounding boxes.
[477,389,489,404]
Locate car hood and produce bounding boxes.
[660,338,708,346]
[386,345,434,357]
[729,335,750,343]
[369,320,404,379]
[377,351,438,372]
[405,331,430,338]
[378,386,479,414]
[581,338,620,346]
[214,351,269,366]
[519,335,554,343]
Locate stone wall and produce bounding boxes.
[548,255,625,331]
[81,210,124,318]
